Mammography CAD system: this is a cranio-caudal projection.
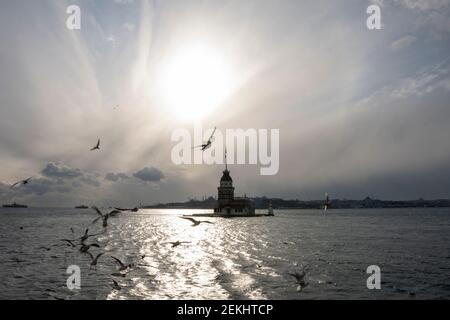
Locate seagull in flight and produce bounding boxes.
[91,206,115,228]
[90,139,100,151]
[193,127,216,151]
[88,252,104,269]
[80,243,100,254]
[180,217,214,227]
[10,177,34,189]
[289,266,309,292]
[75,228,105,244]
[111,256,135,272]
[164,241,191,248]
[112,279,121,291]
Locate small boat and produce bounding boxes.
[75,205,89,209]
[2,202,28,208]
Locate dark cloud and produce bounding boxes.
[105,172,130,182]
[42,163,82,179]
[1,163,102,199]
[133,167,165,182]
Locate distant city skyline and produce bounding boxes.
[1,0,450,206]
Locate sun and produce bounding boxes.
[160,45,233,122]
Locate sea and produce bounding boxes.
[0,207,449,300]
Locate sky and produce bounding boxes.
[1,0,450,206]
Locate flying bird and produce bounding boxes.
[80,243,100,254]
[10,177,33,189]
[193,127,217,151]
[91,206,115,228]
[88,252,104,269]
[180,217,214,227]
[111,256,134,272]
[90,139,100,151]
[79,228,105,243]
[112,279,121,291]
[289,266,309,292]
[164,241,191,248]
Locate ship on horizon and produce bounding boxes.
[75,205,89,209]
[2,202,28,208]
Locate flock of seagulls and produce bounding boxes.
[54,206,221,295]
[58,206,148,292]
[16,205,307,297]
[8,129,309,296]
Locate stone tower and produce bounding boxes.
[217,149,234,206]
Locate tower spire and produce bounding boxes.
[225,147,228,171]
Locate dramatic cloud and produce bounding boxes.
[0,0,449,206]
[42,163,83,179]
[133,167,165,183]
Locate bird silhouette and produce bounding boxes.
[10,177,34,189]
[112,279,121,291]
[289,266,309,292]
[79,243,100,253]
[90,139,100,151]
[91,207,115,228]
[88,252,104,269]
[79,228,105,243]
[164,241,191,248]
[111,256,134,272]
[192,127,216,151]
[180,217,214,227]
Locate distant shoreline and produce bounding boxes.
[142,197,450,210]
[2,197,450,210]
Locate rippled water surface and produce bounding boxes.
[0,208,449,300]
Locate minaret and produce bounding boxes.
[218,147,234,206]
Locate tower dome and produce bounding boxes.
[220,169,232,182]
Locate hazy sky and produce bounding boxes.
[1,0,450,206]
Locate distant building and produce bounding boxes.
[214,150,255,216]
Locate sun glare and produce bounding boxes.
[160,46,233,122]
